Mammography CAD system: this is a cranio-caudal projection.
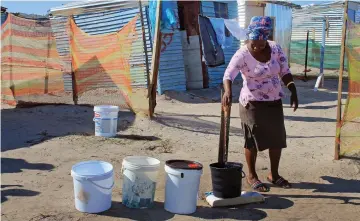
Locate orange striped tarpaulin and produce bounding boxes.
[1,14,64,106]
[69,15,148,113]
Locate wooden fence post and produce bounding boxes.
[335,0,348,160]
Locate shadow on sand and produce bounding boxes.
[263,176,360,206]
[1,157,54,174]
[1,158,54,203]
[100,201,268,220]
[1,105,136,152]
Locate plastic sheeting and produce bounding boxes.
[149,0,177,37]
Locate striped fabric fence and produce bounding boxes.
[1,14,65,106]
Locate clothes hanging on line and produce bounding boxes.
[224,19,247,41]
[209,18,225,46]
[224,35,234,48]
[209,17,234,49]
[198,15,225,67]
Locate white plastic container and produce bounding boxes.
[164,160,203,214]
[93,105,119,137]
[121,156,160,209]
[71,161,114,213]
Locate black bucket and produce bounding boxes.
[209,162,245,198]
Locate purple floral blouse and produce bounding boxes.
[223,41,291,107]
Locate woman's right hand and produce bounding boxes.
[222,91,232,107]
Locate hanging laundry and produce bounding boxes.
[209,17,226,46]
[224,19,247,41]
[209,17,235,49]
[224,35,234,48]
[149,0,177,37]
[198,15,225,67]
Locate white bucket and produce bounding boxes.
[121,156,160,209]
[93,105,119,137]
[71,161,114,213]
[164,160,203,214]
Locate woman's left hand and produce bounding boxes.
[282,74,298,112]
[290,92,298,112]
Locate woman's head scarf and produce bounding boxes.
[247,16,272,40]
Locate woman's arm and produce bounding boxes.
[223,80,232,107]
[276,44,298,111]
[222,51,244,106]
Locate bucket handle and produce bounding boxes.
[241,171,246,178]
[167,170,184,178]
[93,118,118,121]
[86,178,115,190]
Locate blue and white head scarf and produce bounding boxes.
[247,16,272,40]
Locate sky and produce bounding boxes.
[1,1,72,15]
[0,0,332,16]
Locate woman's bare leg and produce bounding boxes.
[268,148,291,188]
[268,148,281,180]
[245,148,268,191]
[245,147,257,179]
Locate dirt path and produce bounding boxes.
[2,79,360,221]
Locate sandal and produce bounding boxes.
[248,179,270,192]
[267,176,292,189]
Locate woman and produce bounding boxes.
[222,16,298,192]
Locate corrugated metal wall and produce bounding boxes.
[356,3,360,22]
[349,1,360,23]
[1,12,7,25]
[50,16,72,91]
[292,3,344,46]
[201,0,240,87]
[265,3,292,61]
[237,0,246,29]
[50,6,152,92]
[291,2,345,69]
[155,1,187,94]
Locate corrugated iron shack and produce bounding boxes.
[291,0,360,69]
[50,0,298,94]
[1,6,7,25]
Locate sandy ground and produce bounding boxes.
[2,78,360,221]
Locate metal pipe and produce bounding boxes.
[304,30,309,80]
[315,19,326,91]
[320,19,326,87]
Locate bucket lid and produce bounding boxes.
[94,105,119,112]
[122,156,161,171]
[71,160,113,181]
[165,160,203,170]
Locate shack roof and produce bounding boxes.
[262,1,302,9]
[49,0,149,16]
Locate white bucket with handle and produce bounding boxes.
[93,105,119,137]
[121,156,160,209]
[71,161,114,213]
[164,160,203,214]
